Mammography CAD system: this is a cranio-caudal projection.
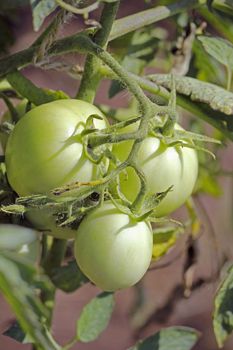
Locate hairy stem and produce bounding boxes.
[77,0,120,102]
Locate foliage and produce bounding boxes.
[0,0,232,349]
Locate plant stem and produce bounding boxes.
[41,238,67,326]
[77,0,120,102]
[56,0,99,15]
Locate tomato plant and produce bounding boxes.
[75,201,153,291]
[113,124,198,217]
[0,1,232,350]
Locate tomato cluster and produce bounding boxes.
[3,99,198,291]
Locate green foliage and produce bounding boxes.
[213,264,233,347]
[152,226,183,260]
[198,36,233,70]
[51,260,88,293]
[0,251,60,349]
[148,74,233,115]
[128,326,200,350]
[30,0,57,31]
[0,0,232,349]
[76,292,115,342]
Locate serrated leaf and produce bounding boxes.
[129,326,200,350]
[77,292,114,342]
[30,0,57,31]
[198,36,233,69]
[213,264,233,347]
[51,260,88,293]
[147,74,233,115]
[0,251,60,349]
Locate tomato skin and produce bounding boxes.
[113,124,198,217]
[5,99,108,239]
[5,99,107,196]
[26,208,76,239]
[75,202,153,291]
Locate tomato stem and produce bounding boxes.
[76,0,120,102]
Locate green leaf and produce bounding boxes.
[3,321,27,343]
[198,36,233,70]
[129,326,200,350]
[213,264,233,347]
[30,0,57,31]
[109,1,198,41]
[51,260,88,293]
[0,224,37,251]
[77,292,114,342]
[152,226,183,261]
[0,251,60,349]
[193,40,226,86]
[147,74,233,115]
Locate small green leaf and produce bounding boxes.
[198,36,233,70]
[77,292,114,342]
[30,0,57,31]
[152,226,183,261]
[213,264,233,347]
[51,260,88,293]
[0,251,60,349]
[129,326,200,350]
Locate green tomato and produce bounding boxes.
[113,124,198,217]
[5,99,108,239]
[75,202,153,291]
[5,99,107,196]
[0,99,30,150]
[0,224,39,262]
[26,208,76,239]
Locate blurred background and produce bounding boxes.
[0,1,233,349]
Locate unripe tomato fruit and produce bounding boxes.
[5,99,107,196]
[75,202,153,291]
[113,124,198,217]
[5,99,108,239]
